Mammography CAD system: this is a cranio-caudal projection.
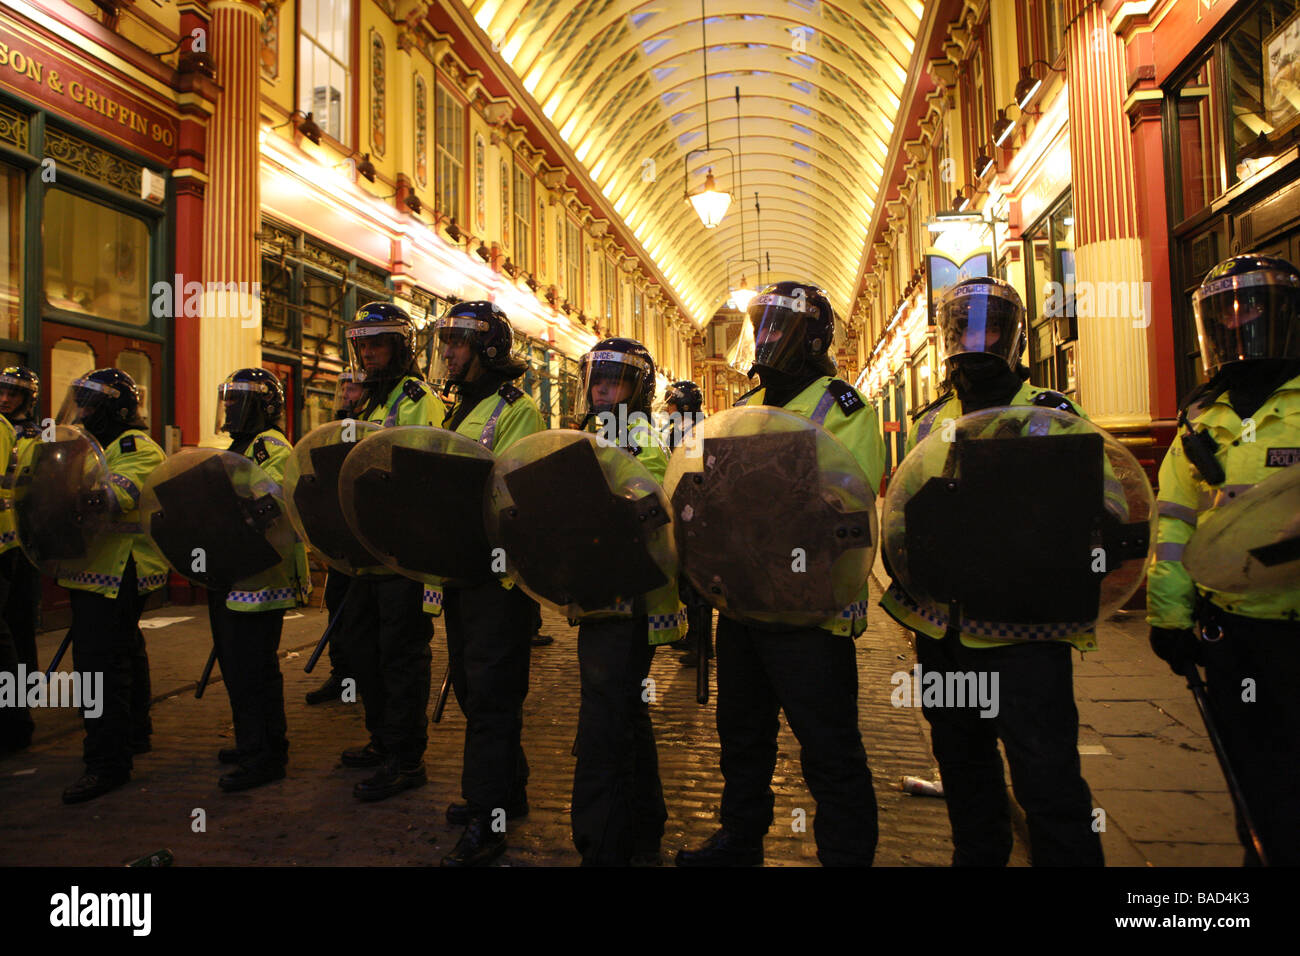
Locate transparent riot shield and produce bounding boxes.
[1184,463,1300,595]
[339,425,497,584]
[484,430,675,618]
[882,406,1155,637]
[282,419,384,574]
[141,447,298,591]
[12,425,112,577]
[663,406,877,627]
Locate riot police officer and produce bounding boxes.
[209,368,310,791]
[430,301,546,867]
[334,303,446,801]
[53,369,168,803]
[1148,254,1300,865]
[573,337,679,866]
[305,370,363,706]
[0,366,38,752]
[879,276,1105,866]
[677,283,883,867]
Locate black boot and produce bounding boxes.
[306,673,346,705]
[62,771,130,805]
[353,760,426,802]
[219,762,286,793]
[675,829,763,867]
[441,815,507,867]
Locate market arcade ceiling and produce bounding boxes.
[460,0,924,325]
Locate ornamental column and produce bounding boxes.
[1064,0,1150,428]
[199,0,264,446]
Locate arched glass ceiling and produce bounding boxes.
[467,0,923,325]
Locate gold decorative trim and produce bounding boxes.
[44,127,142,195]
[0,102,29,151]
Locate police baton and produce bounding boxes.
[305,587,351,674]
[195,645,218,699]
[44,631,74,682]
[695,606,712,705]
[432,663,452,723]
[1179,660,1270,866]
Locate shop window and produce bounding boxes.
[632,289,644,343]
[435,84,465,221]
[298,0,351,143]
[115,349,151,429]
[43,190,150,327]
[1023,196,1076,392]
[1,162,21,342]
[1174,58,1228,220]
[1225,0,1300,181]
[513,164,533,271]
[50,338,96,410]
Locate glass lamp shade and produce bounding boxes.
[688,170,732,228]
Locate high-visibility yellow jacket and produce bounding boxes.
[56,428,171,599]
[878,381,1107,651]
[737,375,886,637]
[360,376,447,614]
[0,416,16,556]
[222,429,312,612]
[1147,374,1300,628]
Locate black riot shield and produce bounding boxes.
[283,420,384,574]
[883,406,1155,631]
[141,448,294,590]
[13,425,112,576]
[340,426,497,583]
[663,407,877,625]
[485,431,675,616]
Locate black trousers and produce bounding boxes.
[68,558,151,776]
[0,549,34,748]
[1200,613,1300,866]
[207,591,288,770]
[4,548,39,670]
[915,633,1103,866]
[572,617,666,865]
[444,580,533,814]
[716,617,877,865]
[335,573,431,765]
[323,568,352,679]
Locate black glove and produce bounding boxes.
[1149,626,1199,675]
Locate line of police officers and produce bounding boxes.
[2,252,1295,867]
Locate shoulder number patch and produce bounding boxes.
[826,379,864,416]
[119,435,137,453]
[1031,390,1076,414]
[253,438,270,464]
[402,379,429,403]
[498,383,523,404]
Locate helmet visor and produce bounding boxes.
[333,371,365,418]
[1193,269,1300,372]
[429,315,489,386]
[346,319,411,379]
[216,380,272,435]
[56,377,117,427]
[937,284,1024,366]
[580,349,651,418]
[0,375,36,417]
[745,292,810,375]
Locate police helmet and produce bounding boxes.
[1193,254,1300,373]
[739,281,835,377]
[217,367,285,435]
[0,365,39,420]
[431,300,526,384]
[579,337,656,419]
[936,276,1026,369]
[57,367,143,434]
